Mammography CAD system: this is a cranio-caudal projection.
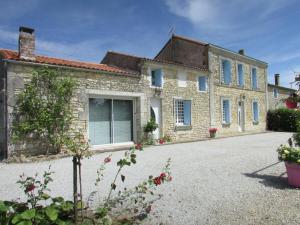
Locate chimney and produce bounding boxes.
[275,73,280,86]
[18,26,35,60]
[238,49,245,55]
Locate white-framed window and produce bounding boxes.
[175,99,191,126]
[178,72,187,87]
[221,98,231,124]
[251,67,258,90]
[151,69,163,87]
[273,88,279,98]
[252,100,259,123]
[198,76,208,92]
[221,59,231,85]
[237,63,244,87]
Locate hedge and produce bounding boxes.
[267,108,300,132]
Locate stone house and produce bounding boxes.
[0,27,268,159]
[267,74,296,109]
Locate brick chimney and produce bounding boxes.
[275,73,280,86]
[238,49,245,55]
[18,26,35,60]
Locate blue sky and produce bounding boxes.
[1,0,300,88]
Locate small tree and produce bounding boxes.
[12,67,77,153]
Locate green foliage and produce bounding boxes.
[0,170,74,225]
[267,108,300,132]
[143,118,158,133]
[12,67,77,153]
[277,145,300,164]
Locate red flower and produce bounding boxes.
[25,183,35,193]
[209,128,218,133]
[159,173,166,180]
[153,177,162,186]
[159,139,165,144]
[135,143,143,150]
[104,157,111,163]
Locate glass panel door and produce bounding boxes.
[113,100,133,143]
[89,98,111,145]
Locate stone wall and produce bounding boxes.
[6,63,145,156]
[209,47,268,136]
[142,62,210,142]
[268,85,293,110]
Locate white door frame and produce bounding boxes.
[150,98,161,140]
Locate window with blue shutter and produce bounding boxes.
[238,64,244,87]
[183,100,191,125]
[253,101,259,123]
[222,60,231,85]
[151,69,162,87]
[198,76,207,91]
[251,68,258,89]
[175,99,191,126]
[273,88,278,98]
[222,99,230,124]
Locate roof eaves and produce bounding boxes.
[209,44,268,65]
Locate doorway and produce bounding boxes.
[237,101,245,132]
[150,98,161,139]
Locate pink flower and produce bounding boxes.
[104,157,111,163]
[159,173,166,180]
[135,143,143,150]
[159,139,165,144]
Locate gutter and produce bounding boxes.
[2,59,141,78]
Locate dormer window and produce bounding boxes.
[151,69,163,87]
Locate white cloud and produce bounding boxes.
[164,0,294,36]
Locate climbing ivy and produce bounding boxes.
[12,67,78,153]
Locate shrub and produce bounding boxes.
[267,108,300,132]
[143,118,158,133]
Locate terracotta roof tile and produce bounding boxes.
[0,49,138,76]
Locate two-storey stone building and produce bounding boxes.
[0,27,269,159]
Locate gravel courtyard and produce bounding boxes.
[1,132,300,225]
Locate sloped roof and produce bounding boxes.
[0,49,138,76]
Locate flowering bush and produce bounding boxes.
[277,145,300,164]
[91,146,172,224]
[209,128,218,133]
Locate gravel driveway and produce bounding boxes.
[1,132,299,225]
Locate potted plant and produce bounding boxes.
[143,118,158,144]
[277,144,300,187]
[285,94,298,109]
[209,128,218,138]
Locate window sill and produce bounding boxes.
[222,123,231,128]
[150,86,163,89]
[253,121,259,125]
[198,90,208,93]
[175,125,192,131]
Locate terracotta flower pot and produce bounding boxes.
[209,132,216,138]
[285,162,300,188]
[285,100,297,109]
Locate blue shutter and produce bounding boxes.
[252,68,257,89]
[155,69,162,87]
[238,64,244,86]
[223,100,230,123]
[183,100,191,125]
[253,102,258,122]
[225,100,230,123]
[199,76,207,91]
[151,70,155,86]
[223,60,231,84]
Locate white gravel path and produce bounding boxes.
[1,132,300,225]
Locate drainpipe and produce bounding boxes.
[0,61,8,160]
